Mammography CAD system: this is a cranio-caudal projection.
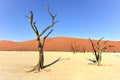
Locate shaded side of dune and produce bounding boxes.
[0,37,120,52]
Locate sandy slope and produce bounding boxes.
[0,51,120,80]
[0,37,120,52]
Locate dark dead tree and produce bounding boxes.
[70,41,80,54]
[82,47,86,53]
[89,37,113,66]
[26,4,57,72]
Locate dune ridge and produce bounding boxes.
[0,37,120,52]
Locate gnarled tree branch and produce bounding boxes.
[26,4,57,72]
[39,4,58,38]
[89,37,114,66]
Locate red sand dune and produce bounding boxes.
[0,37,120,52]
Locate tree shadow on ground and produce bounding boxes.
[86,58,96,63]
[86,58,100,66]
[26,57,70,72]
[43,57,70,69]
[43,57,61,68]
[86,58,112,66]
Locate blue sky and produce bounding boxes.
[0,0,120,41]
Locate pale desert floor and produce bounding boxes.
[0,51,120,80]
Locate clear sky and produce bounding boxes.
[0,0,120,42]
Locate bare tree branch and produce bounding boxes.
[42,29,53,47]
[96,37,104,49]
[39,4,57,37]
[44,29,53,39]
[103,40,109,44]
[33,22,39,35]
[30,11,33,24]
[97,37,104,45]
[26,4,57,72]
[89,37,114,66]
[102,45,114,52]
[70,41,80,53]
[26,11,39,36]
[89,38,97,54]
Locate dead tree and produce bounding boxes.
[82,47,86,53]
[89,37,113,66]
[26,4,57,72]
[70,41,80,53]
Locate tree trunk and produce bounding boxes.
[97,53,102,66]
[95,53,99,62]
[26,4,57,72]
[40,48,44,69]
[37,39,44,71]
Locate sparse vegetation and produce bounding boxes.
[70,40,80,53]
[26,4,57,72]
[89,37,114,66]
[82,46,86,53]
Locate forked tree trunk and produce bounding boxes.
[89,37,113,66]
[26,4,57,72]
